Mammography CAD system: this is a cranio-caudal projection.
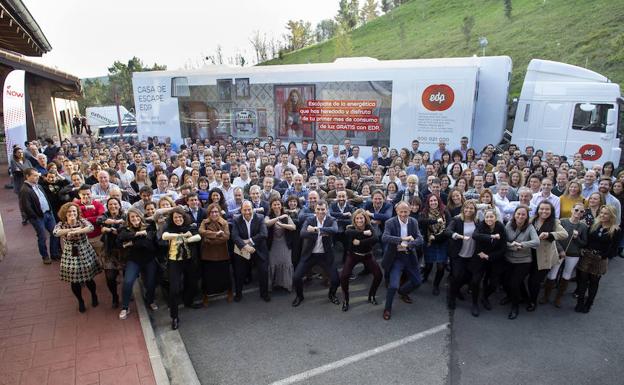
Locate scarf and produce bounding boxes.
[427,208,446,245]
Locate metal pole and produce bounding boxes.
[115,90,123,139]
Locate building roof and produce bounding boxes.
[0,0,51,56]
[0,48,80,94]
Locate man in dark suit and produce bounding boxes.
[19,168,60,264]
[185,193,206,226]
[362,190,394,235]
[292,200,340,307]
[231,201,270,302]
[381,201,424,320]
[329,190,354,262]
[248,185,269,216]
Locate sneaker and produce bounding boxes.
[119,309,130,320]
[149,303,158,311]
[42,257,52,265]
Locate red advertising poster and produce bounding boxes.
[274,85,315,140]
[298,100,382,132]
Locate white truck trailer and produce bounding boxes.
[132,56,622,164]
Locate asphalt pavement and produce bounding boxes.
[150,256,624,385]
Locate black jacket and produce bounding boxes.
[231,214,269,260]
[444,217,480,259]
[117,225,157,264]
[19,182,50,220]
[472,221,507,262]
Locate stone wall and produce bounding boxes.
[27,77,58,140]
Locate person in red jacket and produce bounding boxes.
[75,184,106,258]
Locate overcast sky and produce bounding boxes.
[25,0,338,79]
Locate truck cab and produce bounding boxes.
[511,59,622,165]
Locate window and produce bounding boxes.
[571,103,613,133]
[171,77,190,97]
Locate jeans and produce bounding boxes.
[122,259,157,309]
[385,254,422,311]
[30,212,60,258]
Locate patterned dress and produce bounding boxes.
[54,219,102,283]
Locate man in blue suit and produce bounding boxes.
[292,200,340,307]
[381,201,424,320]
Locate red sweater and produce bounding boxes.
[76,200,106,238]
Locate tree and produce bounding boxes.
[79,78,112,113]
[334,21,353,58]
[504,0,512,20]
[205,45,224,65]
[249,31,269,63]
[336,0,359,30]
[315,19,338,42]
[107,57,166,111]
[461,15,475,45]
[381,0,393,13]
[360,0,379,24]
[284,20,314,51]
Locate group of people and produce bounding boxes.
[12,133,623,329]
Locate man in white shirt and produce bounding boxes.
[502,187,533,222]
[493,182,511,215]
[220,172,235,202]
[529,177,561,218]
[152,174,179,202]
[346,146,366,166]
[274,153,298,180]
[292,200,340,307]
[327,144,341,164]
[172,155,192,179]
[116,159,135,190]
[232,164,251,189]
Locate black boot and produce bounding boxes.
[574,297,585,313]
[508,305,519,320]
[582,299,593,313]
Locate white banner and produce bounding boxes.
[3,70,27,161]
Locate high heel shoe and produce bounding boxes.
[91,294,99,308]
[342,301,349,312]
[368,295,378,305]
[171,317,179,330]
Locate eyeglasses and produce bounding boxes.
[573,208,584,213]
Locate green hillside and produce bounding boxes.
[263,0,624,96]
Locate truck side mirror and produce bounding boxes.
[606,109,616,133]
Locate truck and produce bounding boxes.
[131,56,623,164]
[85,105,138,139]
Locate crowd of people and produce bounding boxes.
[11,134,624,329]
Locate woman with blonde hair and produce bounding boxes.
[117,208,158,319]
[340,209,382,311]
[575,205,622,313]
[581,192,604,227]
[559,181,585,219]
[53,202,102,313]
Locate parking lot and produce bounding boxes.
[150,258,624,385]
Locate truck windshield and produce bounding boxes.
[571,103,613,133]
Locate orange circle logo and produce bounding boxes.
[579,144,603,161]
[422,84,455,111]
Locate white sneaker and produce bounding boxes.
[119,309,130,320]
[149,303,158,311]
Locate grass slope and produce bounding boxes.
[263,0,624,96]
